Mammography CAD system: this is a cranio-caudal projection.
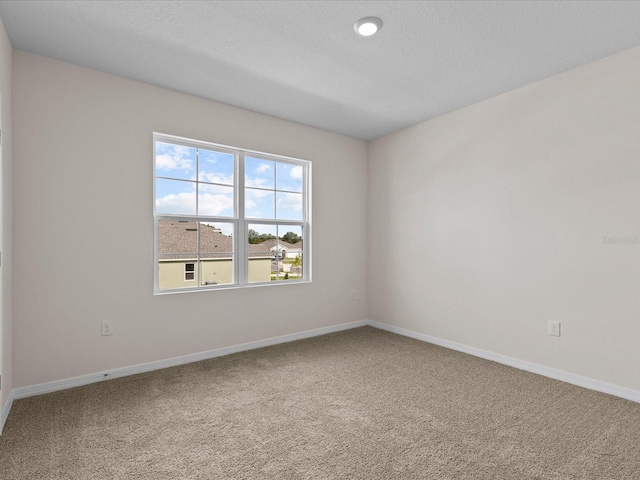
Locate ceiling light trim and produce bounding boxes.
[354,16,383,37]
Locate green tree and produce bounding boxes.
[280,231,302,244]
[248,229,276,244]
[248,229,259,244]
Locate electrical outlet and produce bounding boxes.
[101,321,113,336]
[351,290,356,301]
[548,320,560,337]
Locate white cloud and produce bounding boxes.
[245,188,274,217]
[290,166,303,179]
[256,163,272,174]
[155,192,196,215]
[245,177,268,188]
[197,193,234,217]
[277,192,302,211]
[246,188,271,199]
[201,153,219,164]
[198,177,234,190]
[155,191,234,217]
[156,145,194,172]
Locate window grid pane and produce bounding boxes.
[244,159,306,221]
[154,135,309,292]
[199,222,234,286]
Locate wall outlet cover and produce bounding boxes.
[549,320,561,337]
[101,321,113,336]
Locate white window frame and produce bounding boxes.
[153,133,311,294]
[184,263,196,282]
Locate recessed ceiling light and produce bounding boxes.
[354,17,382,37]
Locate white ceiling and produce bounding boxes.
[2,1,640,140]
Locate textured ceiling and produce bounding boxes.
[2,1,640,140]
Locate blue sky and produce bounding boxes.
[156,143,303,221]
[245,156,303,220]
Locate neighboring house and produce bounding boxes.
[158,221,272,289]
[255,238,303,259]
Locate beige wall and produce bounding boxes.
[201,259,233,286]
[0,16,13,413]
[158,258,270,290]
[158,260,202,290]
[246,258,272,283]
[369,45,640,392]
[12,51,369,388]
[9,39,640,397]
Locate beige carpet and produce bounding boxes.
[1,326,639,479]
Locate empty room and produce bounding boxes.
[0,1,639,478]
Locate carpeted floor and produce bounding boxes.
[1,326,639,479]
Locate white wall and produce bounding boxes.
[9,39,640,397]
[369,45,640,392]
[0,15,13,414]
[12,51,368,388]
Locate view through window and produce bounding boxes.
[154,134,310,293]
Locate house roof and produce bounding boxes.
[255,239,301,251]
[158,221,297,260]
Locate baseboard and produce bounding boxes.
[5,317,638,434]
[1,390,15,435]
[11,319,368,401]
[369,320,640,404]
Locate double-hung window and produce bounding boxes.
[153,133,310,293]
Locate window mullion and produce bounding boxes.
[303,164,310,281]
[195,148,199,216]
[154,133,309,293]
[196,221,201,287]
[237,152,246,285]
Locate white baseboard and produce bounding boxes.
[1,390,15,435]
[369,320,640,404]
[3,317,638,436]
[11,319,368,402]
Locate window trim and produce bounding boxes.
[153,133,311,294]
[184,263,196,282]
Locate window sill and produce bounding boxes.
[153,279,311,295]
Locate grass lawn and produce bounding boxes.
[270,274,302,281]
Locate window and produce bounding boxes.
[184,263,195,281]
[154,133,310,293]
